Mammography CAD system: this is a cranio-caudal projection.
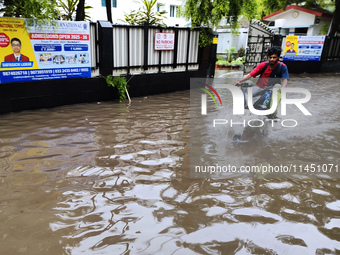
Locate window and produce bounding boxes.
[170,5,177,17]
[101,0,117,8]
[294,27,308,36]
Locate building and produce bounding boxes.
[87,0,188,27]
[263,5,333,36]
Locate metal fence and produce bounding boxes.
[323,36,340,61]
[90,22,200,75]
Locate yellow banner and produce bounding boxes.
[284,35,298,56]
[0,17,38,70]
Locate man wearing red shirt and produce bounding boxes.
[4,38,30,62]
[234,46,289,111]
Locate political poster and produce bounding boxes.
[0,17,91,84]
[283,35,325,61]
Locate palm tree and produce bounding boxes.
[75,0,85,21]
[105,0,113,23]
[58,0,78,20]
[122,0,167,26]
[58,0,92,21]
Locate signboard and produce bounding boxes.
[283,35,325,61]
[154,32,175,51]
[0,17,91,84]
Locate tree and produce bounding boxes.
[181,0,257,29]
[57,0,92,21]
[121,0,167,27]
[75,0,85,21]
[329,0,340,36]
[0,0,60,20]
[180,0,257,46]
[105,0,113,23]
[58,0,78,20]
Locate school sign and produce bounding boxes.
[0,17,91,84]
[283,35,325,61]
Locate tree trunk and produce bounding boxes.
[106,0,113,23]
[75,0,85,21]
[328,0,340,36]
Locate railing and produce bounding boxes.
[323,36,340,61]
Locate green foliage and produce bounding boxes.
[237,46,245,57]
[181,0,257,29]
[226,46,237,61]
[106,75,129,103]
[216,59,229,65]
[216,57,244,66]
[121,0,167,27]
[181,0,258,47]
[198,28,214,47]
[0,0,60,20]
[58,0,92,21]
[232,57,244,65]
[318,23,330,35]
[216,55,223,60]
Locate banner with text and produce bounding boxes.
[0,18,91,84]
[283,35,325,61]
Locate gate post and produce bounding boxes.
[206,32,218,78]
[273,34,283,47]
[98,21,113,76]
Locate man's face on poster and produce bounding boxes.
[11,40,21,54]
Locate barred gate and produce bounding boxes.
[245,20,275,73]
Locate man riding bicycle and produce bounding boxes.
[234,46,289,117]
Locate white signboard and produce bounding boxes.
[283,35,325,61]
[0,18,91,83]
[154,32,175,51]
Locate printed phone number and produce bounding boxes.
[290,164,338,173]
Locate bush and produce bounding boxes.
[106,75,129,103]
[238,46,245,57]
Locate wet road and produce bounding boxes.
[0,72,339,254]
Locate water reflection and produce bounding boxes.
[0,74,339,254]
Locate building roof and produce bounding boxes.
[263,5,333,20]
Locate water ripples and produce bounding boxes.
[0,78,339,254]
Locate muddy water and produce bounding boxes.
[0,73,339,255]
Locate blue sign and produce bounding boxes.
[64,44,89,51]
[34,44,62,52]
[0,67,91,83]
[1,62,34,68]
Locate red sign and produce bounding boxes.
[154,32,175,51]
[0,33,10,47]
[29,33,89,41]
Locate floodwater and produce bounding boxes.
[0,73,339,255]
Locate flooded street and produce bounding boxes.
[0,73,339,254]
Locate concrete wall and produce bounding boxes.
[0,69,206,115]
[216,28,248,54]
